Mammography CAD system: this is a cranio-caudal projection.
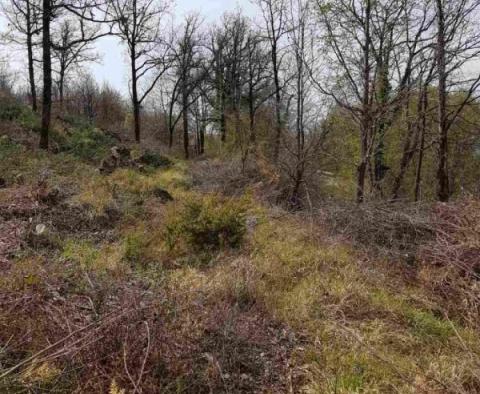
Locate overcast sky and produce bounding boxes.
[0,0,257,94]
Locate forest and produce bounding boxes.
[0,0,480,392]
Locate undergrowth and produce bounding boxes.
[1,129,480,393]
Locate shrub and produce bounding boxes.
[61,126,114,162]
[137,151,172,168]
[0,96,23,120]
[418,198,480,327]
[18,107,40,130]
[165,195,248,252]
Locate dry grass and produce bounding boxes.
[1,134,480,393]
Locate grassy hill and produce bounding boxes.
[1,111,479,393]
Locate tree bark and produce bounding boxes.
[373,58,390,193]
[272,37,282,163]
[414,92,427,202]
[26,0,37,112]
[182,88,189,159]
[391,88,424,200]
[131,43,141,143]
[59,70,65,110]
[40,0,51,150]
[435,0,449,201]
[356,0,372,203]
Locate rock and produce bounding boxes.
[114,146,132,166]
[100,146,133,174]
[111,146,121,160]
[35,223,47,235]
[152,187,173,203]
[99,156,117,174]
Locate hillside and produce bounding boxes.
[0,115,479,393]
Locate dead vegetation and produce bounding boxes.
[1,125,480,393]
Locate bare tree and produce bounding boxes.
[109,0,171,143]
[39,0,114,149]
[433,0,480,201]
[254,0,288,163]
[165,14,205,158]
[242,30,272,168]
[1,0,42,111]
[313,0,433,202]
[51,16,100,108]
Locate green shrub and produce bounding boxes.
[0,97,23,120]
[137,151,172,168]
[165,195,248,252]
[18,107,40,130]
[61,126,113,162]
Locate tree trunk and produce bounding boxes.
[248,93,255,145]
[436,0,449,201]
[59,70,65,111]
[26,0,37,112]
[414,92,427,202]
[272,39,282,163]
[391,88,424,200]
[357,132,369,203]
[356,0,372,203]
[220,88,226,143]
[199,124,205,154]
[40,0,51,150]
[133,102,141,143]
[131,45,141,143]
[182,88,189,159]
[373,59,390,193]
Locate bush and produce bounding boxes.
[165,195,248,252]
[137,151,172,168]
[0,96,23,121]
[61,126,114,162]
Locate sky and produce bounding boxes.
[0,0,257,94]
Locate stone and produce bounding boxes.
[152,187,173,203]
[35,223,47,235]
